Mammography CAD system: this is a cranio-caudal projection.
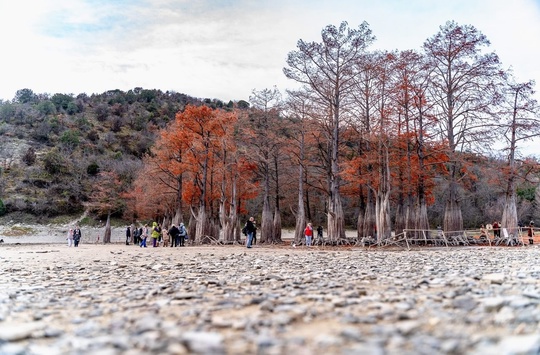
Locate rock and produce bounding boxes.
[482,297,506,312]
[482,273,505,285]
[182,331,225,354]
[0,322,45,341]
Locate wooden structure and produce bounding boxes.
[373,228,527,250]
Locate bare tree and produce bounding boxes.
[500,79,540,235]
[423,21,504,234]
[285,90,313,245]
[284,21,375,242]
[87,171,126,244]
[392,50,434,236]
[247,87,283,244]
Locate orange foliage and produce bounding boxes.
[127,105,259,220]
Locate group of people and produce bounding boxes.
[479,220,536,244]
[242,217,323,248]
[67,217,329,248]
[66,226,82,247]
[304,223,324,247]
[243,217,257,248]
[125,222,188,248]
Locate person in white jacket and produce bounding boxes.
[67,228,74,247]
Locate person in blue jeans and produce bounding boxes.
[245,217,256,248]
[140,224,148,248]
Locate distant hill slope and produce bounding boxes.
[0,88,239,223]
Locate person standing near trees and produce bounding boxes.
[252,220,257,245]
[493,221,501,239]
[162,228,170,247]
[125,226,131,245]
[317,225,323,244]
[528,221,535,245]
[151,222,160,247]
[67,228,74,247]
[304,222,313,247]
[140,224,148,248]
[73,226,82,247]
[245,217,256,248]
[168,224,180,247]
[178,222,187,247]
[132,225,138,245]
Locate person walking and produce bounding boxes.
[245,217,256,248]
[67,228,74,247]
[140,224,148,248]
[125,226,131,245]
[528,221,535,245]
[304,222,313,247]
[73,226,82,247]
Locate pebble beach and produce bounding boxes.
[1,239,540,354]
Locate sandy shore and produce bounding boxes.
[0,225,306,245]
[2,242,540,354]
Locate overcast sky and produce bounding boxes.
[0,0,539,103]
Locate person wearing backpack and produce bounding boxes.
[151,222,161,247]
[178,222,187,246]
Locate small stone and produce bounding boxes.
[482,273,505,284]
[182,331,225,354]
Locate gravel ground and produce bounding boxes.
[1,241,540,354]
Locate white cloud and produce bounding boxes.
[0,0,539,104]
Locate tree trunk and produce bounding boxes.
[187,211,196,244]
[444,167,463,235]
[327,107,345,242]
[220,172,238,243]
[394,198,405,236]
[501,89,522,238]
[294,130,306,245]
[273,209,282,243]
[272,154,282,243]
[195,205,207,245]
[415,195,429,232]
[103,211,111,244]
[261,163,273,243]
[172,176,184,226]
[501,192,518,237]
[414,102,429,236]
[294,174,306,245]
[327,192,345,243]
[363,189,377,239]
[376,188,392,243]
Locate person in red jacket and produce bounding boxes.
[304,222,313,247]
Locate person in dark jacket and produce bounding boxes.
[169,224,180,247]
[126,226,131,245]
[133,226,140,245]
[245,217,256,248]
[73,226,82,247]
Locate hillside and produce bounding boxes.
[0,88,238,223]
